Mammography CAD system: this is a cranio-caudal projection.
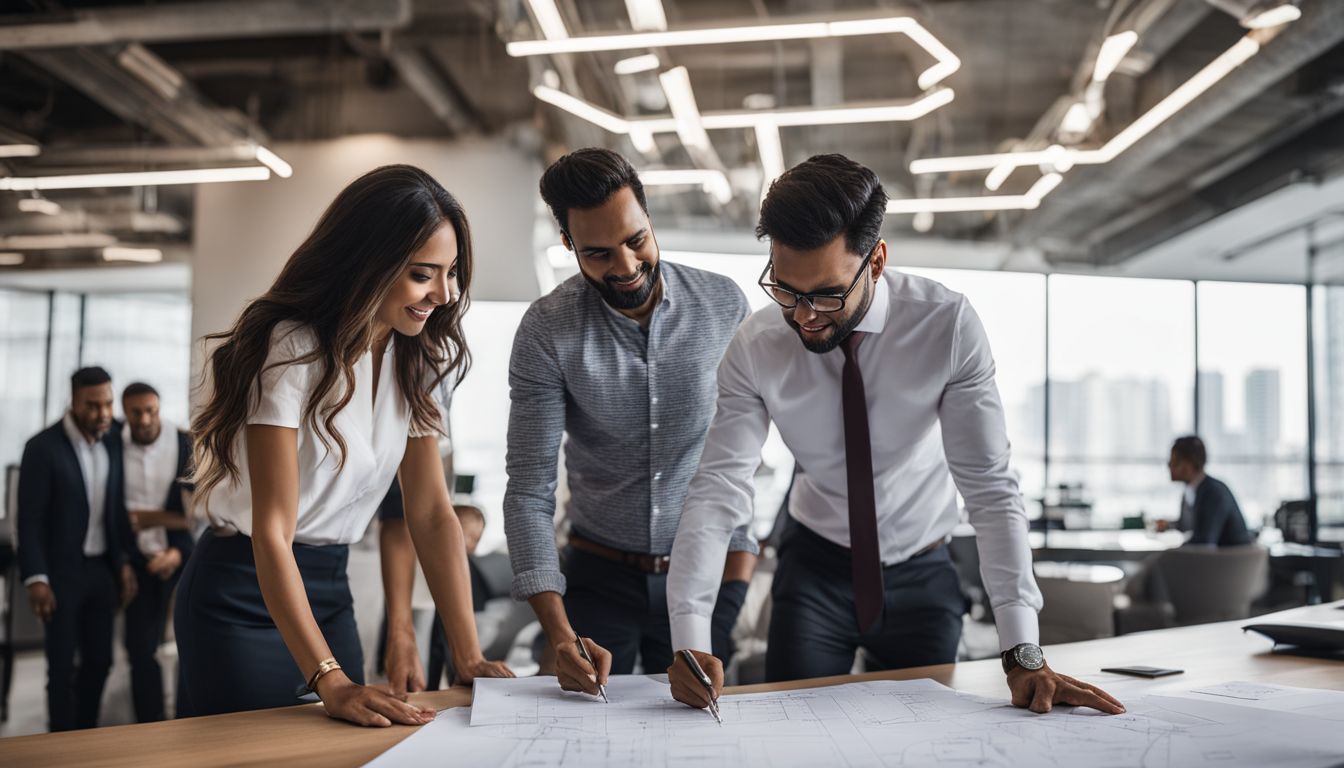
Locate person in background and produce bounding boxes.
[665,154,1123,717]
[18,366,138,731]
[178,165,512,726]
[505,148,756,699]
[120,382,194,722]
[1163,435,1253,547]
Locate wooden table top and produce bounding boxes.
[6,601,1342,768]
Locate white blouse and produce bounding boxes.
[202,321,437,546]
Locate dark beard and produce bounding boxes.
[584,258,661,310]
[785,276,872,354]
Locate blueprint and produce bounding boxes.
[365,677,1344,768]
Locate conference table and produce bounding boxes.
[5,602,1343,767]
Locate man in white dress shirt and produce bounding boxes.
[665,155,1123,716]
[120,382,194,722]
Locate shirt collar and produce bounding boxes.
[593,263,673,322]
[63,412,98,447]
[851,270,891,335]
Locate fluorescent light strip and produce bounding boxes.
[525,0,569,40]
[910,34,1265,175]
[0,144,41,159]
[535,86,952,135]
[1092,30,1138,82]
[253,145,293,178]
[103,247,163,263]
[0,252,24,266]
[625,0,667,31]
[886,194,1038,214]
[983,162,1015,192]
[659,67,712,151]
[1243,4,1301,29]
[18,198,61,215]
[754,121,786,185]
[614,53,661,75]
[1,233,116,249]
[640,169,732,204]
[508,15,960,89]
[0,166,271,192]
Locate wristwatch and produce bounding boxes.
[1001,643,1045,674]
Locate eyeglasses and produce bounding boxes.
[758,250,874,313]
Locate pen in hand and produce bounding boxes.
[677,649,722,725]
[576,638,609,703]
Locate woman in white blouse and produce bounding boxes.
[177,165,513,726]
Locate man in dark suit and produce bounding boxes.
[119,382,194,722]
[18,366,138,731]
[1166,435,1253,547]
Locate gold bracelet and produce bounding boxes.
[307,657,341,695]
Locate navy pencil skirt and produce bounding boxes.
[174,529,364,717]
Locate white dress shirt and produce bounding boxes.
[668,270,1043,654]
[123,420,181,556]
[25,414,111,586]
[201,321,436,546]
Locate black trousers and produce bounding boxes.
[43,557,117,731]
[174,530,364,717]
[123,559,180,723]
[562,543,748,673]
[765,522,965,683]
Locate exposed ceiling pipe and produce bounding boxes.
[0,0,411,50]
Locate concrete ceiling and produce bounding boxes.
[0,0,1342,285]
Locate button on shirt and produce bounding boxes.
[123,421,181,556]
[668,271,1043,653]
[505,262,754,601]
[201,321,436,546]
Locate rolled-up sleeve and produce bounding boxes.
[668,326,770,653]
[503,305,570,600]
[939,299,1042,651]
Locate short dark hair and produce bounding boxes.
[123,382,159,400]
[71,366,111,393]
[539,147,648,233]
[456,504,485,528]
[756,153,889,256]
[1171,435,1207,471]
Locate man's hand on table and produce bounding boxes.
[1008,664,1126,714]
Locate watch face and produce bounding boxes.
[1015,644,1045,670]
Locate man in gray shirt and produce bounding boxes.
[505,148,756,695]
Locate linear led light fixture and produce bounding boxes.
[1,233,116,250]
[18,197,61,215]
[910,35,1264,176]
[659,67,712,151]
[510,15,961,90]
[0,165,272,192]
[103,246,163,263]
[253,145,293,178]
[1092,31,1138,82]
[524,0,569,40]
[536,84,954,136]
[1242,3,1301,28]
[614,53,661,75]
[887,173,1062,214]
[625,0,668,31]
[0,143,41,158]
[0,252,24,266]
[755,121,786,193]
[640,169,733,204]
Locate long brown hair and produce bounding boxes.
[192,165,473,505]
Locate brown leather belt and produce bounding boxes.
[568,533,672,575]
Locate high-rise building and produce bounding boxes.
[1198,370,1225,448]
[1245,368,1282,456]
[1326,288,1344,461]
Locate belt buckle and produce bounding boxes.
[652,556,668,575]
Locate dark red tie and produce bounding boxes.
[841,331,883,633]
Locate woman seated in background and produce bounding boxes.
[178,164,513,726]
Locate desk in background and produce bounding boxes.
[4,602,1343,767]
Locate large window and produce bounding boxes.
[82,294,193,427]
[1315,283,1344,530]
[44,292,82,425]
[0,290,51,477]
[1047,275,1195,526]
[904,268,1047,506]
[1197,282,1307,528]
